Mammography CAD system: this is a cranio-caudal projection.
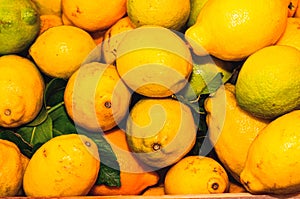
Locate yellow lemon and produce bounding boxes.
[0,0,40,55]
[126,98,197,168]
[295,0,300,17]
[185,0,288,61]
[240,110,300,195]
[102,16,135,64]
[23,134,100,197]
[29,25,96,79]
[0,55,44,128]
[235,45,300,120]
[276,17,300,51]
[164,156,229,194]
[142,185,165,196]
[62,0,126,32]
[116,26,193,98]
[0,139,29,196]
[127,0,190,31]
[89,128,159,195]
[64,62,131,132]
[204,83,270,181]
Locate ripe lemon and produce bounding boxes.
[164,156,229,194]
[64,62,131,132]
[276,17,300,51]
[29,25,96,79]
[185,0,288,61]
[126,98,197,168]
[102,16,135,64]
[116,26,193,98]
[0,55,45,128]
[39,14,63,35]
[127,0,190,31]
[235,45,300,120]
[142,185,165,196]
[62,0,126,32]
[295,0,300,17]
[240,110,300,194]
[0,0,40,55]
[23,134,100,197]
[89,128,159,195]
[0,139,29,196]
[205,83,270,181]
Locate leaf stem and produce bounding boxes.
[47,102,65,114]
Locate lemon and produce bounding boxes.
[236,45,300,120]
[39,14,63,35]
[23,134,100,197]
[205,83,270,181]
[0,0,40,55]
[102,16,135,64]
[187,0,209,27]
[62,0,126,32]
[0,139,29,196]
[185,0,288,61]
[276,17,300,51]
[164,156,229,194]
[29,25,96,79]
[240,110,300,194]
[126,98,197,168]
[116,26,193,98]
[64,62,131,132]
[0,55,45,128]
[127,0,190,31]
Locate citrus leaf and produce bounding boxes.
[44,78,67,107]
[78,128,121,187]
[26,106,48,127]
[17,115,53,147]
[48,105,77,137]
[0,130,33,157]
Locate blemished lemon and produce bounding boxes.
[116,26,193,98]
[126,98,197,168]
[62,0,126,32]
[204,83,270,182]
[0,55,45,128]
[240,110,300,195]
[164,156,229,194]
[127,0,190,31]
[185,0,288,61]
[0,139,29,196]
[29,25,96,79]
[0,0,40,55]
[276,17,300,51]
[102,16,135,64]
[89,128,159,195]
[235,45,300,120]
[64,62,131,132]
[23,134,100,197]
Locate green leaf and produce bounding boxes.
[78,128,121,187]
[200,72,223,95]
[48,105,77,137]
[26,106,48,127]
[44,78,67,107]
[0,130,33,157]
[17,115,53,147]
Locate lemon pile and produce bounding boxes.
[1,0,300,197]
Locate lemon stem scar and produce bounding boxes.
[152,143,161,151]
[85,141,91,147]
[104,101,111,108]
[211,182,219,190]
[4,109,11,116]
